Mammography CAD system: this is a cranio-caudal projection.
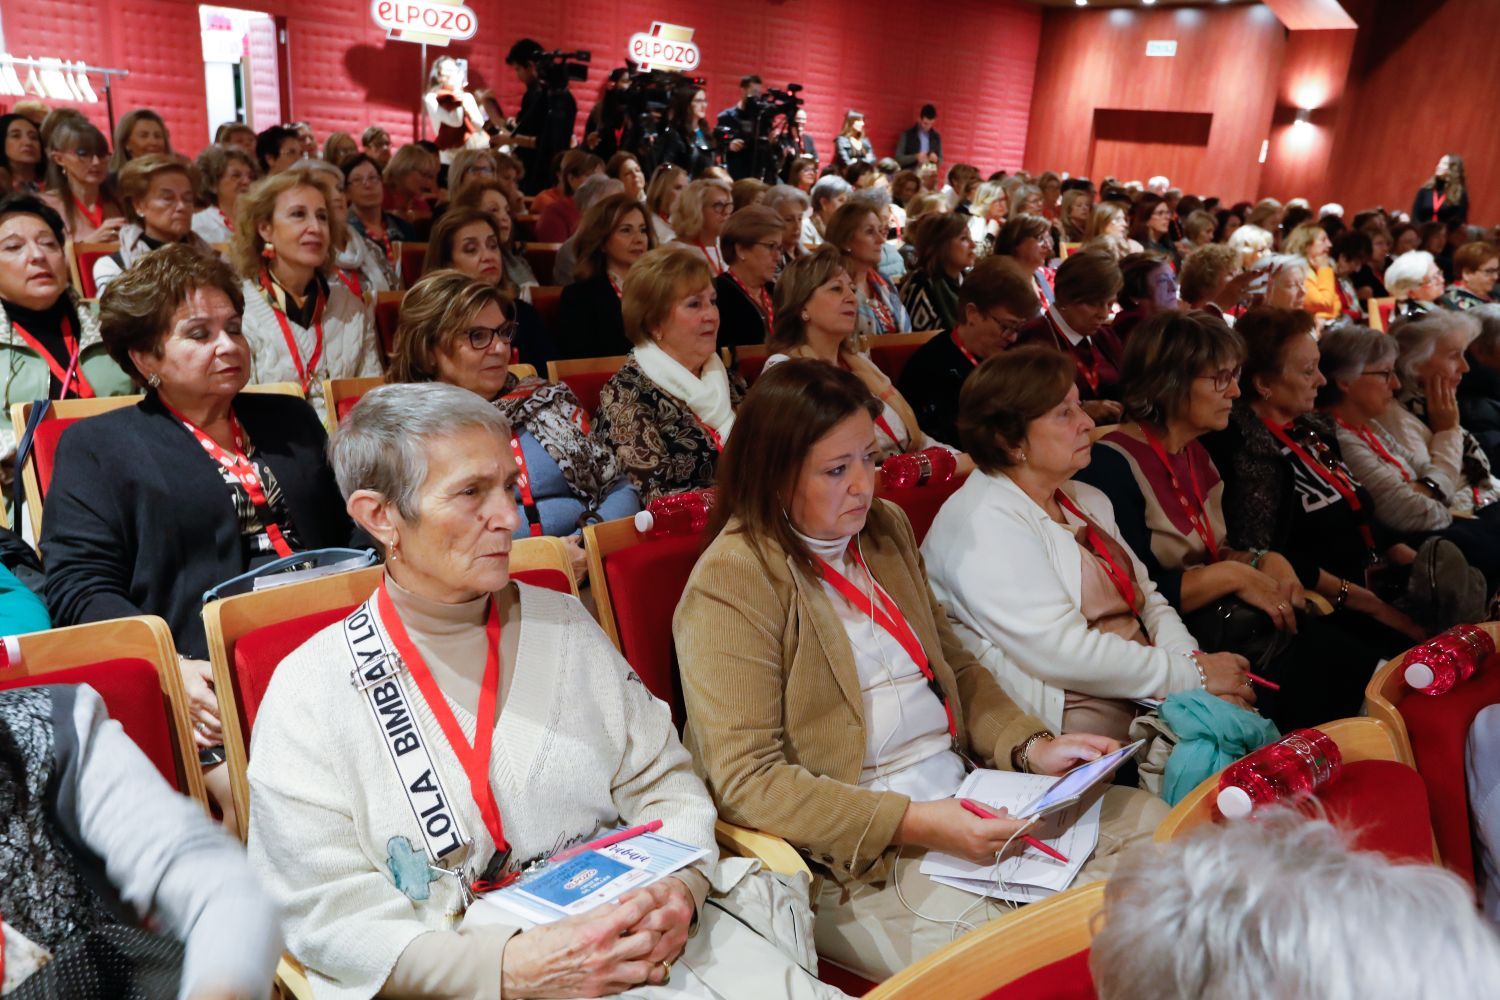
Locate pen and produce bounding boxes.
[1247,672,1281,691]
[549,819,664,865]
[960,798,1071,863]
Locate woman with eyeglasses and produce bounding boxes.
[1386,250,1446,322]
[424,208,553,367]
[41,118,125,242]
[709,204,781,351]
[1074,310,1385,730]
[343,153,416,282]
[670,177,733,276]
[1109,251,1180,347]
[389,271,638,578]
[656,84,716,179]
[1439,242,1498,311]
[92,154,216,295]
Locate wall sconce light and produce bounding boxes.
[1293,108,1312,128]
[1075,0,1088,6]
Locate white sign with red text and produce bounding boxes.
[628,23,700,73]
[370,0,477,46]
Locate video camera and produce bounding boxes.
[604,68,706,161]
[537,49,591,91]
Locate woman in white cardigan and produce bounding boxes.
[247,383,836,1000]
[230,170,379,420]
[922,346,1252,738]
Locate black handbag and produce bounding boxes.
[1182,596,1293,673]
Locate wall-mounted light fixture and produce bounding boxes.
[1293,108,1312,128]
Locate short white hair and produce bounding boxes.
[1228,224,1273,255]
[760,184,809,214]
[1394,310,1482,386]
[1091,810,1500,1000]
[1386,250,1436,296]
[1287,196,1310,210]
[1319,202,1345,219]
[1147,175,1170,193]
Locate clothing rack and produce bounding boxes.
[0,55,130,131]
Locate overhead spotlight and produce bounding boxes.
[1075,0,1088,6]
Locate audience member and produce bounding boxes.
[646,162,689,243]
[254,124,303,176]
[560,192,654,358]
[342,153,415,284]
[1260,254,1309,313]
[1178,243,1249,319]
[900,212,973,331]
[1130,196,1177,267]
[109,108,172,175]
[321,130,357,168]
[1016,248,1126,422]
[93,154,214,294]
[1413,153,1468,226]
[763,183,812,272]
[1284,221,1339,324]
[41,118,125,242]
[607,150,648,201]
[1459,305,1500,465]
[1439,241,1498,311]
[1085,202,1142,255]
[832,109,876,172]
[995,214,1056,305]
[713,204,782,349]
[803,174,851,250]
[825,201,910,336]
[675,358,1165,981]
[423,207,552,367]
[1326,230,1372,322]
[548,173,624,286]
[192,144,258,245]
[381,143,440,239]
[359,125,391,168]
[533,149,604,242]
[899,256,1038,446]
[0,112,45,194]
[449,177,540,296]
[1059,189,1091,243]
[670,176,733,275]
[1111,251,1179,344]
[1387,249,1446,321]
[596,245,746,501]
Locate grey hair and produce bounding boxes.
[1393,310,1482,387]
[1386,250,1436,296]
[1091,809,1500,1000]
[1319,202,1344,219]
[760,184,809,214]
[329,383,510,522]
[1471,303,1500,355]
[1316,325,1396,405]
[848,185,891,212]
[575,174,624,215]
[809,175,851,211]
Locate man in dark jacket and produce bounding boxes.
[894,104,942,169]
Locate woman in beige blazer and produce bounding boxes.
[673,359,1167,981]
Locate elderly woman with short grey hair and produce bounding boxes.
[247,381,838,1000]
[761,183,811,270]
[1386,249,1447,321]
[801,174,850,251]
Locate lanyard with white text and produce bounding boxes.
[509,432,544,537]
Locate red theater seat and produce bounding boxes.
[396,242,428,288]
[547,356,627,415]
[868,331,939,383]
[530,285,563,338]
[10,395,143,540]
[524,242,561,285]
[70,241,118,299]
[375,291,404,360]
[877,470,969,545]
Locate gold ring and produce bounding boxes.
[660,961,672,983]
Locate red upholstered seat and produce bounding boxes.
[232,607,352,735]
[1391,661,1500,882]
[0,658,181,790]
[600,531,703,724]
[530,286,562,338]
[1316,758,1435,865]
[32,415,83,498]
[75,248,112,299]
[525,245,559,286]
[981,951,1095,1000]
[1378,301,1395,329]
[876,471,969,545]
[869,341,923,383]
[561,370,616,416]
[335,392,366,424]
[815,960,877,996]
[399,244,427,288]
[511,567,573,595]
[375,295,403,359]
[736,354,768,384]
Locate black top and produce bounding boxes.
[1459,360,1500,468]
[896,329,973,449]
[513,299,556,368]
[893,124,943,168]
[514,83,577,195]
[657,127,715,179]
[1015,314,1124,402]
[1412,182,1468,226]
[716,104,756,180]
[2,297,81,397]
[713,271,773,350]
[40,392,354,659]
[559,272,628,360]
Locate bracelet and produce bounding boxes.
[1011,731,1054,774]
[1249,548,1268,569]
[1334,577,1350,610]
[1182,650,1209,689]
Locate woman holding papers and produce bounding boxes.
[247,383,838,999]
[675,359,1167,982]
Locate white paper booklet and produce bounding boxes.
[465,829,711,927]
[918,769,1102,903]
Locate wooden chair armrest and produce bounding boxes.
[276,954,314,1000]
[1305,592,1334,616]
[714,819,811,877]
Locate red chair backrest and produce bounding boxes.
[76,248,112,299]
[877,471,969,545]
[335,391,367,424]
[531,286,563,338]
[525,245,559,285]
[1393,664,1500,882]
[33,415,84,498]
[1379,301,1395,329]
[375,297,403,359]
[869,341,924,383]
[981,951,1095,1000]
[600,531,703,725]
[0,659,182,790]
[561,370,616,415]
[399,245,426,288]
[736,354,768,384]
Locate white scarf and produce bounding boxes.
[633,341,735,442]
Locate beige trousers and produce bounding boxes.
[813,785,1167,982]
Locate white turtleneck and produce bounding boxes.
[796,528,965,801]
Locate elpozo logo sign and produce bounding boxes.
[371,0,478,46]
[628,23,700,73]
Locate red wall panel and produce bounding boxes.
[1,0,1041,173]
[1025,5,1286,204]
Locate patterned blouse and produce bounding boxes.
[899,270,961,332]
[594,356,748,504]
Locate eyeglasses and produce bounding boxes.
[464,323,516,350]
[754,240,781,253]
[65,149,107,162]
[1196,366,1242,392]
[1359,368,1397,382]
[984,311,1026,336]
[707,200,734,214]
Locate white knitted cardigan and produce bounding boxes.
[239,275,380,420]
[245,582,718,1000]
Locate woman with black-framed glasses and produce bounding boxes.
[40,118,125,242]
[389,271,639,576]
[424,207,554,366]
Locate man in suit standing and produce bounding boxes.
[895,104,941,169]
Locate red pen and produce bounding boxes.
[961,798,1071,863]
[1247,672,1281,691]
[549,819,664,865]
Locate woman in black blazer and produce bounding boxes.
[39,246,351,823]
[560,192,654,359]
[714,204,782,350]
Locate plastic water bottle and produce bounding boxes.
[1403,625,1495,696]
[633,489,717,539]
[1215,728,1343,819]
[0,634,18,670]
[880,448,958,489]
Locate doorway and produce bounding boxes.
[199,5,282,143]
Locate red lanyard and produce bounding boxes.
[259,269,325,394]
[1262,417,1377,550]
[10,317,95,399]
[1335,417,1411,483]
[1045,310,1100,394]
[1136,425,1218,560]
[376,582,508,856]
[607,273,623,299]
[508,432,544,537]
[369,226,394,265]
[72,195,103,230]
[1055,490,1140,613]
[695,243,723,276]
[1433,191,1446,215]
[160,400,295,558]
[218,208,235,234]
[336,271,362,299]
[726,269,773,331]
[818,547,957,742]
[951,328,979,367]
[694,416,723,452]
[866,273,896,333]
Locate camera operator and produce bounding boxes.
[716,75,762,180]
[584,67,633,161]
[505,37,582,195]
[656,82,716,178]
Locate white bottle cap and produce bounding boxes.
[0,634,17,667]
[633,509,655,534]
[1404,662,1435,690]
[1216,785,1254,819]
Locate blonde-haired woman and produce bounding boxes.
[646,162,688,244]
[231,171,379,419]
[1228,224,1274,271]
[1059,189,1091,243]
[1085,202,1143,254]
[1284,220,1338,324]
[597,245,747,501]
[669,176,733,275]
[833,109,876,172]
[765,245,961,464]
[109,108,172,174]
[967,180,1009,256]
